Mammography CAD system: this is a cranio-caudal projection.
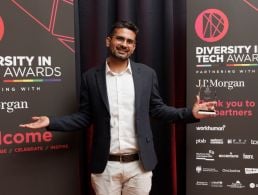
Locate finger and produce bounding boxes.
[19,124,26,128]
[25,124,38,129]
[195,95,200,104]
[19,124,32,128]
[206,101,217,107]
[19,123,37,129]
[31,116,40,121]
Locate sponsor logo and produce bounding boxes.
[249,183,258,189]
[243,153,254,160]
[227,139,247,144]
[250,183,256,188]
[196,125,226,131]
[222,169,241,173]
[196,181,208,186]
[196,166,202,173]
[227,180,245,189]
[245,168,258,174]
[251,139,258,145]
[218,152,239,159]
[195,9,229,42]
[196,166,219,173]
[0,101,29,113]
[196,150,215,161]
[0,16,4,41]
[196,79,245,90]
[196,138,206,144]
[210,181,223,188]
[210,138,224,144]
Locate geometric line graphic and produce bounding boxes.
[11,0,75,52]
[203,13,225,38]
[243,0,258,11]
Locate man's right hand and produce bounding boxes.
[19,116,50,129]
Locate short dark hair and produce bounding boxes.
[108,20,139,36]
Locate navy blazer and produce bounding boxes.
[49,61,198,173]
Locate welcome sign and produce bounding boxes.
[0,1,81,194]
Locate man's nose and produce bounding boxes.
[120,40,128,47]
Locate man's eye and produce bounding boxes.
[127,40,134,44]
[116,37,124,41]
[113,36,135,45]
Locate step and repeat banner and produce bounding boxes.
[187,0,258,194]
[0,1,81,195]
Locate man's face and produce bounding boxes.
[106,28,136,60]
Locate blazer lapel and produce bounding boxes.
[131,62,142,113]
[95,65,110,113]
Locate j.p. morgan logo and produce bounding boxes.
[196,79,245,90]
[0,16,4,41]
[0,101,29,113]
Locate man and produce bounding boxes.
[20,21,216,195]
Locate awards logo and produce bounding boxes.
[195,9,229,42]
[0,16,4,41]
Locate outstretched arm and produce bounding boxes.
[19,72,92,131]
[149,70,217,122]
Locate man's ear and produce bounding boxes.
[106,37,111,47]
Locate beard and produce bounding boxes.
[109,47,133,61]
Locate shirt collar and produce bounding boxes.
[105,60,132,75]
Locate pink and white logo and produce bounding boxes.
[0,16,4,41]
[195,9,229,42]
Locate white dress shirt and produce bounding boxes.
[106,60,138,154]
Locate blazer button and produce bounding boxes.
[146,137,151,143]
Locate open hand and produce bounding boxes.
[19,116,50,129]
[192,95,217,119]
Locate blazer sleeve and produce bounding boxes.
[149,70,199,123]
[48,73,93,131]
